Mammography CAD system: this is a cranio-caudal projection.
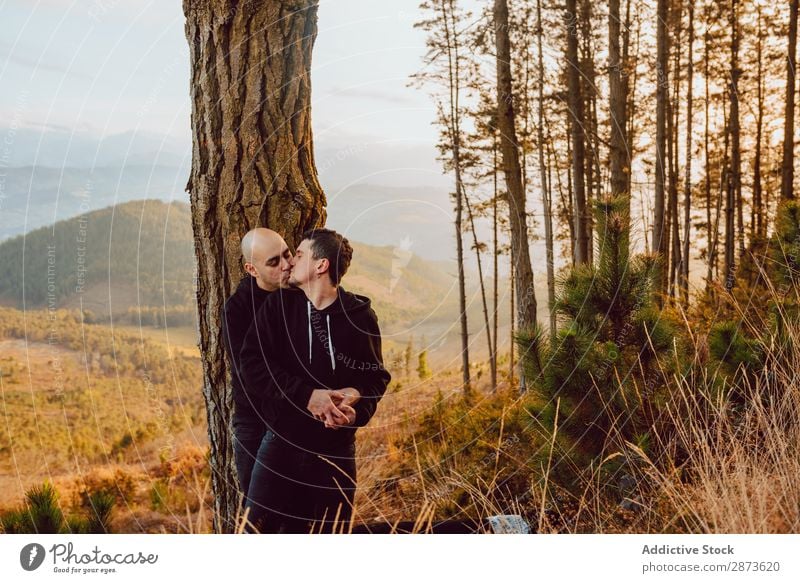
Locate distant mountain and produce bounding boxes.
[0,199,196,314]
[0,200,488,330]
[0,165,190,242]
[0,127,189,169]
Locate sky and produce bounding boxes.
[0,0,460,170]
[0,0,545,271]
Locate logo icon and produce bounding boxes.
[20,543,46,571]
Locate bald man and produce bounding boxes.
[221,228,292,513]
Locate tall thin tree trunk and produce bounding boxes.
[681,2,694,306]
[537,0,556,343]
[440,0,472,395]
[782,0,799,202]
[726,0,741,289]
[668,0,681,300]
[463,189,496,392]
[627,11,641,200]
[509,249,515,383]
[494,0,539,392]
[704,19,713,292]
[565,0,589,265]
[654,0,670,300]
[582,0,599,264]
[492,133,499,389]
[753,6,764,244]
[183,0,325,532]
[549,125,574,257]
[609,0,628,207]
[559,119,577,260]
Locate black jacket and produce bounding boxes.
[221,275,272,423]
[239,286,391,450]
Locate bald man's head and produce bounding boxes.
[241,228,292,291]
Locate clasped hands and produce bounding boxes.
[307,387,361,429]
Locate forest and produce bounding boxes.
[3,0,800,535]
[181,0,800,533]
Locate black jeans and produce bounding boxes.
[244,430,357,534]
[232,415,266,509]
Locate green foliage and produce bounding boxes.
[83,489,116,534]
[150,480,169,512]
[24,483,65,534]
[1,482,118,534]
[708,321,763,377]
[517,196,675,457]
[0,509,33,534]
[0,482,113,534]
[417,350,432,379]
[0,200,196,308]
[769,201,800,291]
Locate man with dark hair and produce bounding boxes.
[221,228,293,513]
[239,228,390,533]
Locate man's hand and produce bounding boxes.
[307,389,350,427]
[324,404,356,429]
[330,387,361,409]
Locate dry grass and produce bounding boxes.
[5,295,800,534]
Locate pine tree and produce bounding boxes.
[517,196,673,456]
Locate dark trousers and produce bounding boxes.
[244,431,357,534]
[232,415,266,510]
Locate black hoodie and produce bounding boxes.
[239,286,391,451]
[221,275,273,423]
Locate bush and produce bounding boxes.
[0,482,115,534]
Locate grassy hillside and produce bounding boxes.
[0,199,495,323]
[0,199,196,310]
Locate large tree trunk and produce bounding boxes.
[654,0,669,299]
[565,0,589,265]
[494,0,538,368]
[782,0,799,202]
[183,0,325,532]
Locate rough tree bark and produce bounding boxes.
[183,0,326,532]
[494,0,538,388]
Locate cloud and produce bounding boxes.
[330,85,417,105]
[0,41,93,80]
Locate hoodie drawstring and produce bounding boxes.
[327,314,336,371]
[307,300,336,371]
[307,301,313,363]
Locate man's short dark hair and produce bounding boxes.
[301,228,353,286]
